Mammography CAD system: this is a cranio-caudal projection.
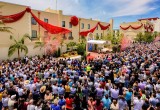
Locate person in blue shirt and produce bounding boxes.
[50,99,61,110]
[58,85,65,96]
[58,95,65,109]
[125,88,133,110]
[101,94,111,110]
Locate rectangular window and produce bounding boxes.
[68,32,73,40]
[96,33,99,36]
[69,22,72,28]
[81,23,84,29]
[31,17,37,25]
[69,32,72,37]
[44,18,48,23]
[32,30,37,38]
[97,26,98,30]
[88,24,90,29]
[62,21,65,27]
[44,31,48,37]
[63,34,66,39]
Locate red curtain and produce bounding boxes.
[79,23,110,36]
[144,24,154,32]
[30,11,70,34]
[79,23,98,36]
[98,22,110,30]
[130,23,143,30]
[0,8,71,34]
[0,10,26,23]
[120,24,143,30]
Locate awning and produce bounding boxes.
[87,40,106,44]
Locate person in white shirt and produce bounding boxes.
[110,99,119,110]
[133,95,144,110]
[17,85,23,97]
[8,95,16,110]
[27,99,36,110]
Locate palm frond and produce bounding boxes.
[8,45,17,57]
[20,44,28,55]
[34,42,44,49]
[21,34,31,44]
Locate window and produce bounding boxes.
[44,18,48,23]
[88,24,90,29]
[69,32,72,37]
[68,32,73,40]
[96,33,99,36]
[97,26,98,30]
[31,17,37,25]
[32,30,37,38]
[81,23,84,29]
[44,31,48,37]
[63,34,66,39]
[69,22,72,28]
[62,21,65,27]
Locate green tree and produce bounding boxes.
[135,32,143,43]
[8,34,30,58]
[76,42,86,55]
[66,42,76,51]
[153,31,158,38]
[143,32,154,43]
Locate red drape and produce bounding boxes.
[98,22,110,30]
[120,23,143,30]
[144,24,154,32]
[0,8,71,34]
[30,11,70,34]
[120,25,130,30]
[79,23,98,36]
[130,23,143,30]
[79,22,110,36]
[0,10,27,23]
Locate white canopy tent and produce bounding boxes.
[87,40,107,44]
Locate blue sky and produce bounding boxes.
[1,0,160,29]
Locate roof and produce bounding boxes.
[138,17,159,21]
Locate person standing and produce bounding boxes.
[125,88,132,110]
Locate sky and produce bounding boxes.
[1,0,160,29]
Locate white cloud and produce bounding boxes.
[0,0,158,20]
[110,0,157,17]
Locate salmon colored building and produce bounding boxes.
[120,17,156,41]
[0,1,113,60]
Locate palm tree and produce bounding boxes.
[8,34,30,58]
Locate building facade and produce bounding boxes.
[120,18,155,41]
[0,1,113,60]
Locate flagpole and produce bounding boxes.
[56,0,57,10]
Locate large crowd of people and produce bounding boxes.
[0,41,160,110]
